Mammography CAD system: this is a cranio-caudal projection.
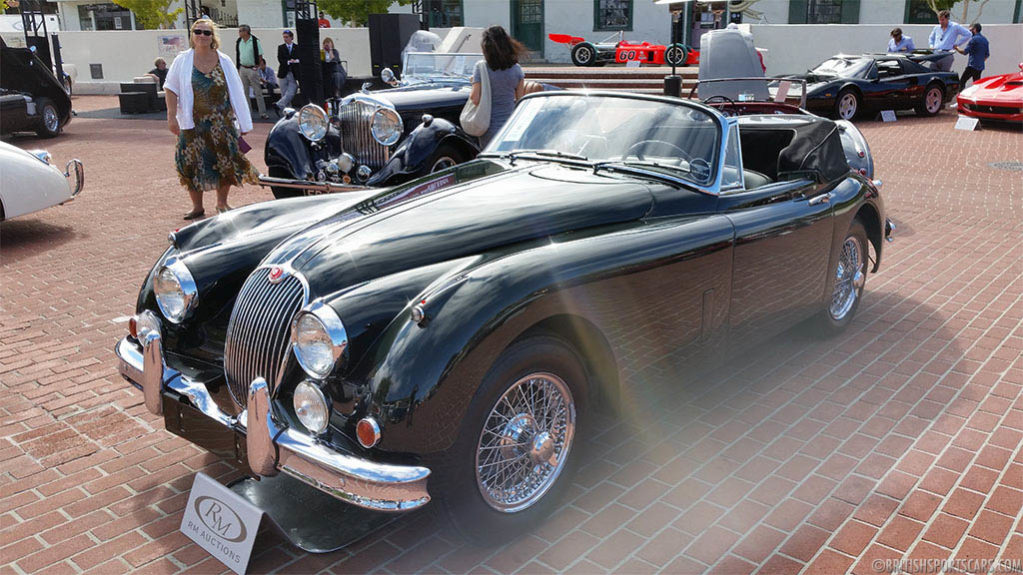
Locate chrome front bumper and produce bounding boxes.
[257,175,370,195]
[115,335,430,512]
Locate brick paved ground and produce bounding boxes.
[1,96,1020,574]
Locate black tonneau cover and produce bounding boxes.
[739,114,850,182]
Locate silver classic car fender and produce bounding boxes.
[0,140,83,219]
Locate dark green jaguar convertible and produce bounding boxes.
[117,91,893,544]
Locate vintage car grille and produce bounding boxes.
[223,268,307,407]
[961,102,1021,115]
[338,99,390,170]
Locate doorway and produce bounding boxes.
[511,0,544,59]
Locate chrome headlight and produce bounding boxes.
[294,380,330,434]
[298,104,329,142]
[371,108,403,146]
[291,301,348,379]
[153,258,197,324]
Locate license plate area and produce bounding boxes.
[164,394,250,470]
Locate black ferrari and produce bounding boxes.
[781,53,960,121]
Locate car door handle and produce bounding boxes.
[808,192,833,206]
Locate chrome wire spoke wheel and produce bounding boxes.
[839,93,857,120]
[475,372,576,513]
[829,235,865,321]
[925,88,942,114]
[44,107,59,132]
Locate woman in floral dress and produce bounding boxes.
[164,18,258,219]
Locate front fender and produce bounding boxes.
[366,117,478,186]
[264,114,342,180]
[363,216,735,456]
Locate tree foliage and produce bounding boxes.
[923,0,990,24]
[112,0,183,29]
[318,0,415,27]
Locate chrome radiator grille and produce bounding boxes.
[223,268,306,406]
[338,100,390,169]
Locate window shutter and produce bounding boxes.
[841,0,860,23]
[788,0,808,24]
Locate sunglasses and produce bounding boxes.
[193,29,213,36]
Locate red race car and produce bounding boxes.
[549,33,699,67]
[956,63,1023,123]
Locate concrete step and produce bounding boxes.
[531,77,697,89]
[523,66,698,81]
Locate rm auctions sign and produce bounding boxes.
[181,473,264,575]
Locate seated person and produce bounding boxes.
[258,57,278,91]
[147,57,168,89]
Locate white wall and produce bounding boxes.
[741,0,790,24]
[464,0,512,32]
[236,0,283,28]
[751,23,1023,77]
[857,0,908,24]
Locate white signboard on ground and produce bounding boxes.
[181,473,263,575]
[954,116,980,131]
[880,110,897,122]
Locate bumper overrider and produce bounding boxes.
[115,333,431,512]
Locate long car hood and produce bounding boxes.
[369,83,470,111]
[965,73,1023,103]
[265,160,654,296]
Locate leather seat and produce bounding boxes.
[743,168,772,189]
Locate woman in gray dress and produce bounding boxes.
[470,26,526,147]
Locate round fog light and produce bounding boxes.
[356,417,381,448]
[294,381,330,434]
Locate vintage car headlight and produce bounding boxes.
[153,259,197,324]
[293,380,330,434]
[291,302,348,379]
[298,104,329,142]
[371,108,403,146]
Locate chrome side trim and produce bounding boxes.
[115,336,431,512]
[141,332,164,416]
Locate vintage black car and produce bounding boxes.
[118,91,893,544]
[0,40,73,138]
[782,53,960,120]
[262,52,484,198]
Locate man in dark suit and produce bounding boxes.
[276,29,300,112]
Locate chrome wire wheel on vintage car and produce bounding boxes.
[829,234,865,322]
[475,372,576,513]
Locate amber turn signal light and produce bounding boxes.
[356,417,381,448]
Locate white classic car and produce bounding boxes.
[0,140,83,220]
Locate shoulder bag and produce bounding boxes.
[460,60,491,137]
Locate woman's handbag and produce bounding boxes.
[237,136,251,154]
[460,60,491,137]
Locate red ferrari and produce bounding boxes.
[956,63,1023,123]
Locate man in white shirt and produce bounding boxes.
[928,10,972,71]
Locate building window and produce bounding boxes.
[594,0,632,31]
[77,3,136,30]
[425,0,464,27]
[806,0,843,24]
[904,0,937,24]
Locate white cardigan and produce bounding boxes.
[164,48,253,133]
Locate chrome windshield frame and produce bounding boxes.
[488,90,733,196]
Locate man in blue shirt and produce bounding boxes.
[955,23,989,87]
[888,28,915,53]
[928,10,972,71]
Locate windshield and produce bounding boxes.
[401,52,483,81]
[487,95,721,186]
[811,57,872,78]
